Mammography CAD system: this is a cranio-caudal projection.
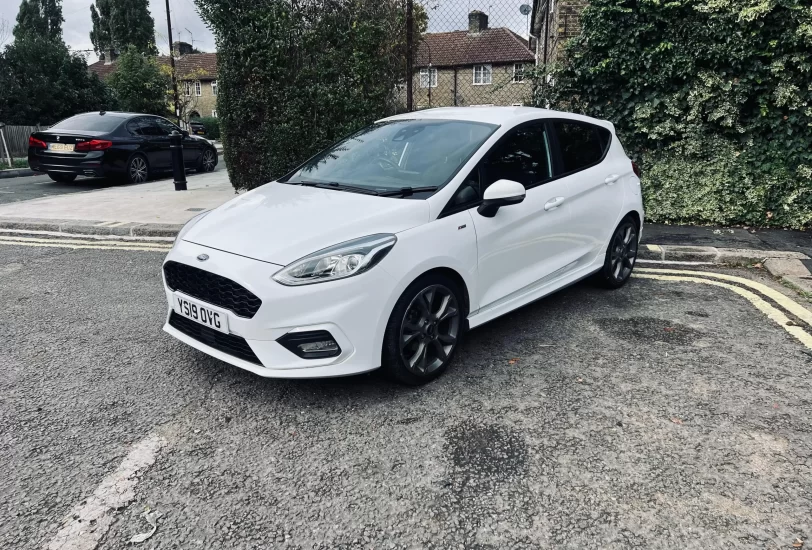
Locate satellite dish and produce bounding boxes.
[519,4,531,15]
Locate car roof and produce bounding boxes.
[380,106,614,132]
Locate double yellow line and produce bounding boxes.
[635,267,812,349]
[0,234,173,253]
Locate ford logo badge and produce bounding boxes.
[197,254,209,261]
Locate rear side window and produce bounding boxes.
[126,117,150,136]
[554,121,611,173]
[51,114,124,133]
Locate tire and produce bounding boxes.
[595,216,639,289]
[198,148,217,173]
[125,154,149,184]
[48,173,76,183]
[382,273,464,385]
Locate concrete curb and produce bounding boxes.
[0,168,36,179]
[0,217,183,238]
[639,244,812,295]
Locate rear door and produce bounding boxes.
[154,117,200,167]
[550,119,625,266]
[125,117,162,168]
[142,117,172,169]
[467,121,577,311]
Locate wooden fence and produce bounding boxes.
[0,125,44,157]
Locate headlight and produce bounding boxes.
[273,234,397,286]
[174,210,210,245]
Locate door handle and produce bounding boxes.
[604,174,621,185]
[544,197,565,211]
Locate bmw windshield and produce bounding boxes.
[281,120,498,195]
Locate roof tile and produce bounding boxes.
[416,27,535,67]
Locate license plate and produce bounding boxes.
[48,143,74,152]
[173,294,229,334]
[196,131,205,135]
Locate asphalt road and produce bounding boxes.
[3,238,812,549]
[0,162,226,205]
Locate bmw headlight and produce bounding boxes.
[174,210,210,245]
[273,234,397,286]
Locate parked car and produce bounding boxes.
[28,111,218,184]
[188,120,206,136]
[162,107,643,385]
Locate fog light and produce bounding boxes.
[277,330,341,359]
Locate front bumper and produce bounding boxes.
[162,239,397,378]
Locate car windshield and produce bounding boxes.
[50,114,124,133]
[281,120,498,193]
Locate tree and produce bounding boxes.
[0,17,12,47]
[0,36,115,124]
[534,0,812,228]
[90,0,157,56]
[107,45,170,114]
[13,0,63,42]
[195,0,407,190]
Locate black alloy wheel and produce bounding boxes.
[383,274,463,385]
[126,155,149,184]
[200,149,216,172]
[597,217,639,289]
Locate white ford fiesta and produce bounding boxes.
[162,107,643,384]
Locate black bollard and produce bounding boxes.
[170,130,187,191]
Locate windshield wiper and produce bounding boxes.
[378,186,438,197]
[293,181,381,196]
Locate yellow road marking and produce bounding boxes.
[0,240,170,252]
[94,221,117,227]
[637,267,812,329]
[0,235,171,249]
[645,244,662,252]
[634,273,812,350]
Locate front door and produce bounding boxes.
[469,122,578,311]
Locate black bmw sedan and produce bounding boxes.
[28,111,218,184]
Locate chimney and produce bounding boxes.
[104,48,118,65]
[468,10,488,34]
[172,41,194,56]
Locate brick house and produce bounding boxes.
[88,43,219,123]
[411,11,536,109]
[530,0,587,64]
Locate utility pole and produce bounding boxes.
[405,0,413,111]
[164,0,180,125]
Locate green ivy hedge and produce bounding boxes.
[534,0,812,228]
[196,116,220,140]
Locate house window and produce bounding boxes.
[473,64,492,85]
[512,64,525,83]
[419,67,437,88]
[194,81,202,96]
[211,110,217,118]
[183,81,191,96]
[211,80,217,96]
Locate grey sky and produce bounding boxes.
[0,0,533,58]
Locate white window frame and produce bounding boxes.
[472,64,492,85]
[211,110,217,118]
[512,63,525,83]
[211,80,217,96]
[194,80,202,96]
[419,67,437,88]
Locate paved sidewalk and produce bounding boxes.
[643,223,812,258]
[0,169,236,236]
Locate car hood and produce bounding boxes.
[183,182,431,265]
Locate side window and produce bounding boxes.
[126,118,146,136]
[447,168,481,211]
[554,121,607,173]
[153,117,179,136]
[481,123,552,190]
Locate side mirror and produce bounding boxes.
[477,179,526,218]
[181,130,190,137]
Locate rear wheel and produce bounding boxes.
[48,173,76,183]
[382,273,463,385]
[125,155,149,184]
[595,217,639,289]
[198,149,216,172]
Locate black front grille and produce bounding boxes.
[163,261,262,318]
[169,312,262,365]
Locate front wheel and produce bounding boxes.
[198,149,216,172]
[382,274,464,385]
[48,173,76,183]
[595,217,639,289]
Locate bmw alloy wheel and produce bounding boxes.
[129,156,148,183]
[202,150,216,172]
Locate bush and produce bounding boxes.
[195,0,408,190]
[534,0,812,228]
[196,116,220,140]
